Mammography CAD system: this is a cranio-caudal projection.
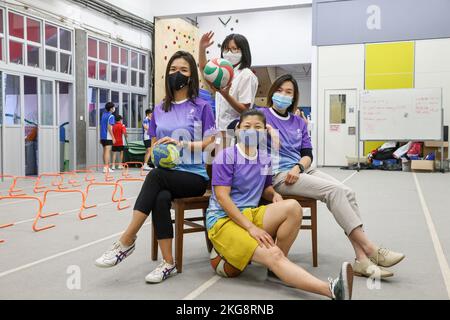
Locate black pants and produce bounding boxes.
[134,168,208,240]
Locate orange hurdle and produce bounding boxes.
[112,178,144,210]
[59,171,82,188]
[34,173,66,193]
[87,165,115,182]
[9,176,38,196]
[41,189,96,221]
[85,181,128,211]
[73,169,96,183]
[0,195,54,232]
[123,162,147,177]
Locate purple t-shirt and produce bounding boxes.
[149,97,216,179]
[206,145,272,229]
[258,107,312,174]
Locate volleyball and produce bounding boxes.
[203,58,234,89]
[151,143,180,169]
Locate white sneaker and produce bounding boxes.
[143,164,152,171]
[108,168,115,173]
[145,260,177,283]
[95,240,135,268]
[117,165,124,170]
[111,165,116,170]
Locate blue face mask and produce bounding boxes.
[238,129,261,147]
[272,93,293,110]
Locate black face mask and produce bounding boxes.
[168,71,190,91]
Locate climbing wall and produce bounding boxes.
[155,18,209,104]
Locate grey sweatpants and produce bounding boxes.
[273,168,363,236]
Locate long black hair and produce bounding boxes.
[221,34,252,70]
[163,51,199,112]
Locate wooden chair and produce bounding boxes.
[260,195,318,267]
[151,166,213,273]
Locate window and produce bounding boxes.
[26,18,40,43]
[9,40,23,64]
[45,23,72,73]
[111,91,119,117]
[111,45,120,84]
[27,45,39,67]
[131,51,138,69]
[59,28,71,51]
[88,87,98,127]
[121,67,127,85]
[131,70,137,86]
[8,12,24,65]
[140,54,146,71]
[9,12,24,39]
[111,65,119,83]
[60,52,72,74]
[131,93,137,128]
[88,60,96,79]
[45,24,57,48]
[131,51,145,88]
[40,80,54,126]
[99,89,109,125]
[122,93,129,127]
[8,13,42,68]
[46,49,57,71]
[139,73,145,88]
[138,95,144,129]
[329,94,347,124]
[88,37,108,81]
[4,74,21,125]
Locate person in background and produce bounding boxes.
[199,31,258,149]
[112,115,127,170]
[143,109,153,171]
[100,102,116,173]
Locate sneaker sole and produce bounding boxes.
[341,262,353,300]
[145,271,178,284]
[354,271,394,278]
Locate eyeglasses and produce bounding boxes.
[223,48,241,54]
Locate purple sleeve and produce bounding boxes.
[301,119,312,149]
[149,112,157,138]
[212,150,233,186]
[201,104,216,137]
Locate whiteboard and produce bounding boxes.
[359,88,442,141]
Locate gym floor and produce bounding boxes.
[0,168,449,300]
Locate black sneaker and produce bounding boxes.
[329,262,353,300]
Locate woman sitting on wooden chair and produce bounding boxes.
[258,74,405,278]
[95,51,216,284]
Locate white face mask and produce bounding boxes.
[223,51,242,66]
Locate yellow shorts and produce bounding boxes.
[207,206,267,271]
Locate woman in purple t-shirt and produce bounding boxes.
[95,51,216,284]
[207,109,354,300]
[263,74,405,279]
